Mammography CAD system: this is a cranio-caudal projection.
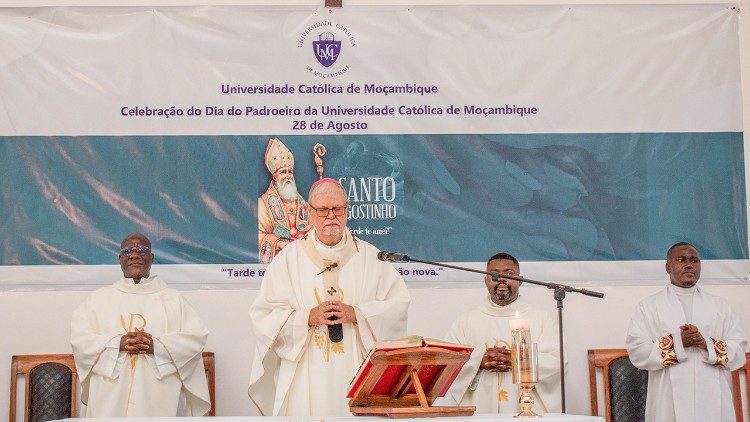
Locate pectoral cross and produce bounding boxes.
[327,287,337,298]
[317,262,338,275]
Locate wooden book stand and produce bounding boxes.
[347,338,476,418]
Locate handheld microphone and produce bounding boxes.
[326,287,343,342]
[377,251,411,262]
[328,319,343,342]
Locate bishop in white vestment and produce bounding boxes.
[445,253,562,414]
[71,233,211,417]
[248,179,411,416]
[626,242,747,422]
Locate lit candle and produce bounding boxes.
[509,310,529,331]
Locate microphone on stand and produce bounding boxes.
[371,249,603,413]
[377,251,411,262]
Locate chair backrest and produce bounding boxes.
[10,354,77,422]
[588,348,648,422]
[202,351,216,416]
[10,352,216,419]
[731,352,750,422]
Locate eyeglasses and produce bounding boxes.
[120,246,150,257]
[310,205,347,217]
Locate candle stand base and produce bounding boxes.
[514,383,540,418]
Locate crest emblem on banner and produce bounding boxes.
[312,32,341,67]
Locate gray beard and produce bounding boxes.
[277,181,299,201]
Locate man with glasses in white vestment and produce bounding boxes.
[248,178,411,416]
[71,233,210,416]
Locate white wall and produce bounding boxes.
[3,283,749,418]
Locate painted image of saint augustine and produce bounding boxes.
[258,138,311,263]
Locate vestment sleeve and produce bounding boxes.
[70,295,123,401]
[152,340,177,378]
[248,251,317,416]
[702,301,747,370]
[444,317,479,406]
[350,260,410,351]
[91,337,123,379]
[150,294,210,416]
[250,258,310,363]
[626,301,686,371]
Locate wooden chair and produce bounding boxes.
[10,352,216,420]
[588,348,648,422]
[10,354,78,422]
[202,351,216,417]
[590,349,750,422]
[731,352,750,422]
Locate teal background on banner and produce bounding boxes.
[0,132,745,265]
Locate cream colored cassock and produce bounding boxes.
[71,276,211,417]
[444,297,563,414]
[248,228,411,416]
[626,284,747,422]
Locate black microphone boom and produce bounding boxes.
[377,251,411,262]
[374,249,604,413]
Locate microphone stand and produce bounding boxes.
[389,254,604,413]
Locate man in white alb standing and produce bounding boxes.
[626,242,746,422]
[248,178,411,416]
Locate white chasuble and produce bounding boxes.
[444,297,562,414]
[248,228,411,416]
[71,276,210,417]
[626,284,747,422]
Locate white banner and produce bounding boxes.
[0,5,746,290]
[0,5,741,135]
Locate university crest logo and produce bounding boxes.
[312,31,341,68]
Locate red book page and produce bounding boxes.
[405,364,442,394]
[371,364,407,395]
[346,360,372,398]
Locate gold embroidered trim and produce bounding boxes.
[312,287,345,362]
[712,338,728,368]
[659,334,678,367]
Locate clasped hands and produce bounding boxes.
[481,346,512,372]
[680,323,707,351]
[119,328,154,355]
[308,300,357,327]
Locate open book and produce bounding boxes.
[364,335,473,353]
[347,335,473,399]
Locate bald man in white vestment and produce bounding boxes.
[248,178,411,416]
[626,242,747,422]
[71,233,210,417]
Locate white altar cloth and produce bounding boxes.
[55,413,603,421]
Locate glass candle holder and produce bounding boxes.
[511,328,540,418]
